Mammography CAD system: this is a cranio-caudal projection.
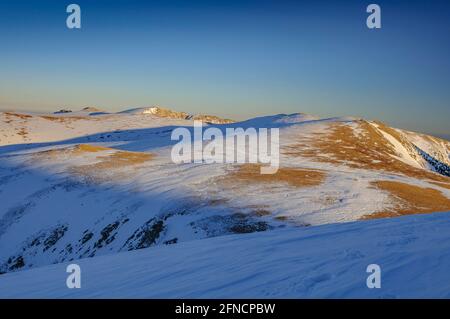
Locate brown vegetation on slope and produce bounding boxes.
[147,106,234,124]
[223,164,326,188]
[92,150,153,169]
[146,106,189,119]
[192,114,235,124]
[39,115,93,122]
[32,144,112,160]
[362,181,450,219]
[4,112,32,119]
[69,150,153,182]
[283,120,450,183]
[31,144,154,181]
[72,144,111,153]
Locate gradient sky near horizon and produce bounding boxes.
[1,0,450,137]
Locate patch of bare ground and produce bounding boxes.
[17,128,28,138]
[4,112,32,119]
[39,115,90,122]
[284,120,450,183]
[192,114,235,124]
[72,144,112,153]
[149,107,189,119]
[223,164,326,188]
[250,209,272,217]
[361,180,450,220]
[147,106,234,123]
[32,144,153,181]
[70,149,153,181]
[92,151,153,169]
[32,144,113,160]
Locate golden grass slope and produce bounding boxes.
[32,144,154,182]
[362,181,450,219]
[284,120,450,183]
[223,164,326,188]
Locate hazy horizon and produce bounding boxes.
[1,0,450,137]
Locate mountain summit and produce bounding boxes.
[120,106,234,124]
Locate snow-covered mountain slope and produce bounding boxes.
[1,211,450,298]
[1,108,450,276]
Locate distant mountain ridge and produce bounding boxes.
[119,106,235,124]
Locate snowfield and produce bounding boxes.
[1,107,450,298]
[0,212,450,298]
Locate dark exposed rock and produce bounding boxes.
[94,221,120,249]
[43,225,68,252]
[54,109,72,114]
[191,213,271,237]
[122,218,165,251]
[229,222,269,234]
[65,244,73,254]
[415,145,450,177]
[9,256,25,270]
[80,232,93,245]
[163,238,178,245]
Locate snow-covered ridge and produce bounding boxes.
[119,106,234,124]
[1,212,450,298]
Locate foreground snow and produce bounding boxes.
[1,212,450,298]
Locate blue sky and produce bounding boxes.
[0,0,449,137]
